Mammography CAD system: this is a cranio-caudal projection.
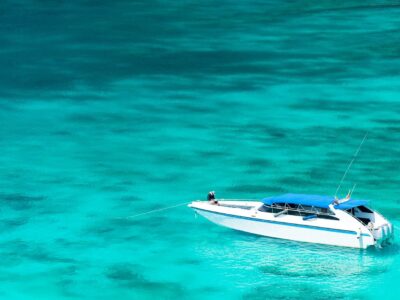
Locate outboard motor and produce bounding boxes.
[373,224,394,247]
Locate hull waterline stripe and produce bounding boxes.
[193,207,371,237]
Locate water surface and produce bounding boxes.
[1,0,400,299]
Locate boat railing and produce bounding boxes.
[216,199,260,201]
[274,209,288,217]
[264,203,336,217]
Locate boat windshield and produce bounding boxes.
[345,205,374,225]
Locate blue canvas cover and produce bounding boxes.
[261,194,368,210]
[334,200,369,210]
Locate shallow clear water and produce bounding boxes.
[1,0,400,299]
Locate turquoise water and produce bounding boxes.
[1,0,400,299]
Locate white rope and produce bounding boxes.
[124,202,189,219]
[335,132,368,197]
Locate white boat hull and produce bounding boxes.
[192,205,377,249]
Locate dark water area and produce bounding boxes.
[1,0,400,299]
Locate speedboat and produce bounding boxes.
[188,193,393,249]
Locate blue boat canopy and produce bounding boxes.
[261,194,368,210]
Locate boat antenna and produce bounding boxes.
[334,132,368,198]
[349,183,357,197]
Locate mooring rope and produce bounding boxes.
[124,202,190,219]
